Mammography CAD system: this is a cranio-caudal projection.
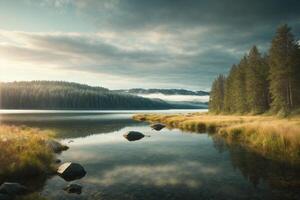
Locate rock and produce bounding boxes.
[55,159,61,164]
[57,162,86,181]
[0,182,29,196]
[151,123,166,131]
[123,131,145,141]
[68,140,74,143]
[64,184,82,194]
[46,140,69,153]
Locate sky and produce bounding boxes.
[0,0,299,90]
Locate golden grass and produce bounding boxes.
[0,125,56,180]
[133,113,300,164]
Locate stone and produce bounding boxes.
[123,131,145,141]
[57,162,86,181]
[0,182,28,196]
[151,123,166,131]
[46,140,69,153]
[64,184,82,194]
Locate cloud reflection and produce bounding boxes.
[86,161,219,188]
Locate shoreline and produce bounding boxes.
[133,112,300,164]
[0,125,68,199]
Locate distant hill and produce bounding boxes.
[115,88,209,109]
[0,81,173,110]
[115,88,209,96]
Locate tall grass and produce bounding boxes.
[0,125,56,180]
[133,113,300,164]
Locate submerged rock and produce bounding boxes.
[0,182,28,196]
[64,184,82,194]
[46,140,69,153]
[123,131,145,141]
[57,162,86,181]
[151,123,166,131]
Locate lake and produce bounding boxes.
[0,110,299,200]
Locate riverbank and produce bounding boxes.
[0,125,68,183]
[133,113,300,164]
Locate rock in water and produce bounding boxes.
[46,140,69,153]
[57,162,86,181]
[64,184,82,194]
[123,131,145,141]
[151,123,166,131]
[0,182,28,196]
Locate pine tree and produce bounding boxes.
[246,46,269,113]
[209,75,226,113]
[234,56,248,113]
[224,65,237,113]
[269,24,299,114]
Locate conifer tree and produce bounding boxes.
[269,24,299,114]
[209,75,226,113]
[246,46,269,113]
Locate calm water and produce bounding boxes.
[1,110,299,200]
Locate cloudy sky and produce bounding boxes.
[0,0,299,90]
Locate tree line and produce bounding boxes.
[0,81,172,110]
[209,25,300,115]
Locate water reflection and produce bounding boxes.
[212,136,300,191]
[0,113,142,138]
[0,111,299,200]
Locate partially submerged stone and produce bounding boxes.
[57,162,86,181]
[123,131,145,141]
[151,123,166,131]
[46,140,69,153]
[0,182,28,196]
[64,184,82,194]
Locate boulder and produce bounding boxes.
[123,131,145,141]
[46,140,69,153]
[0,182,28,196]
[57,162,86,181]
[64,184,82,194]
[151,123,166,131]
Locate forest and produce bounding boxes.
[0,81,172,110]
[209,24,300,115]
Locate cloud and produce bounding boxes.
[0,29,240,89]
[1,0,300,89]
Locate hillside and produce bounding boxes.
[0,81,173,110]
[115,88,209,109]
[115,88,209,96]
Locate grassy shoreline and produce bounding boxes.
[133,113,300,164]
[0,125,59,182]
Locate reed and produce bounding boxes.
[133,113,300,163]
[0,125,56,180]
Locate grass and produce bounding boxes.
[0,125,57,181]
[133,113,300,164]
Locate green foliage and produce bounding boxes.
[0,81,171,110]
[269,24,300,114]
[209,74,226,113]
[210,24,300,115]
[246,46,269,113]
